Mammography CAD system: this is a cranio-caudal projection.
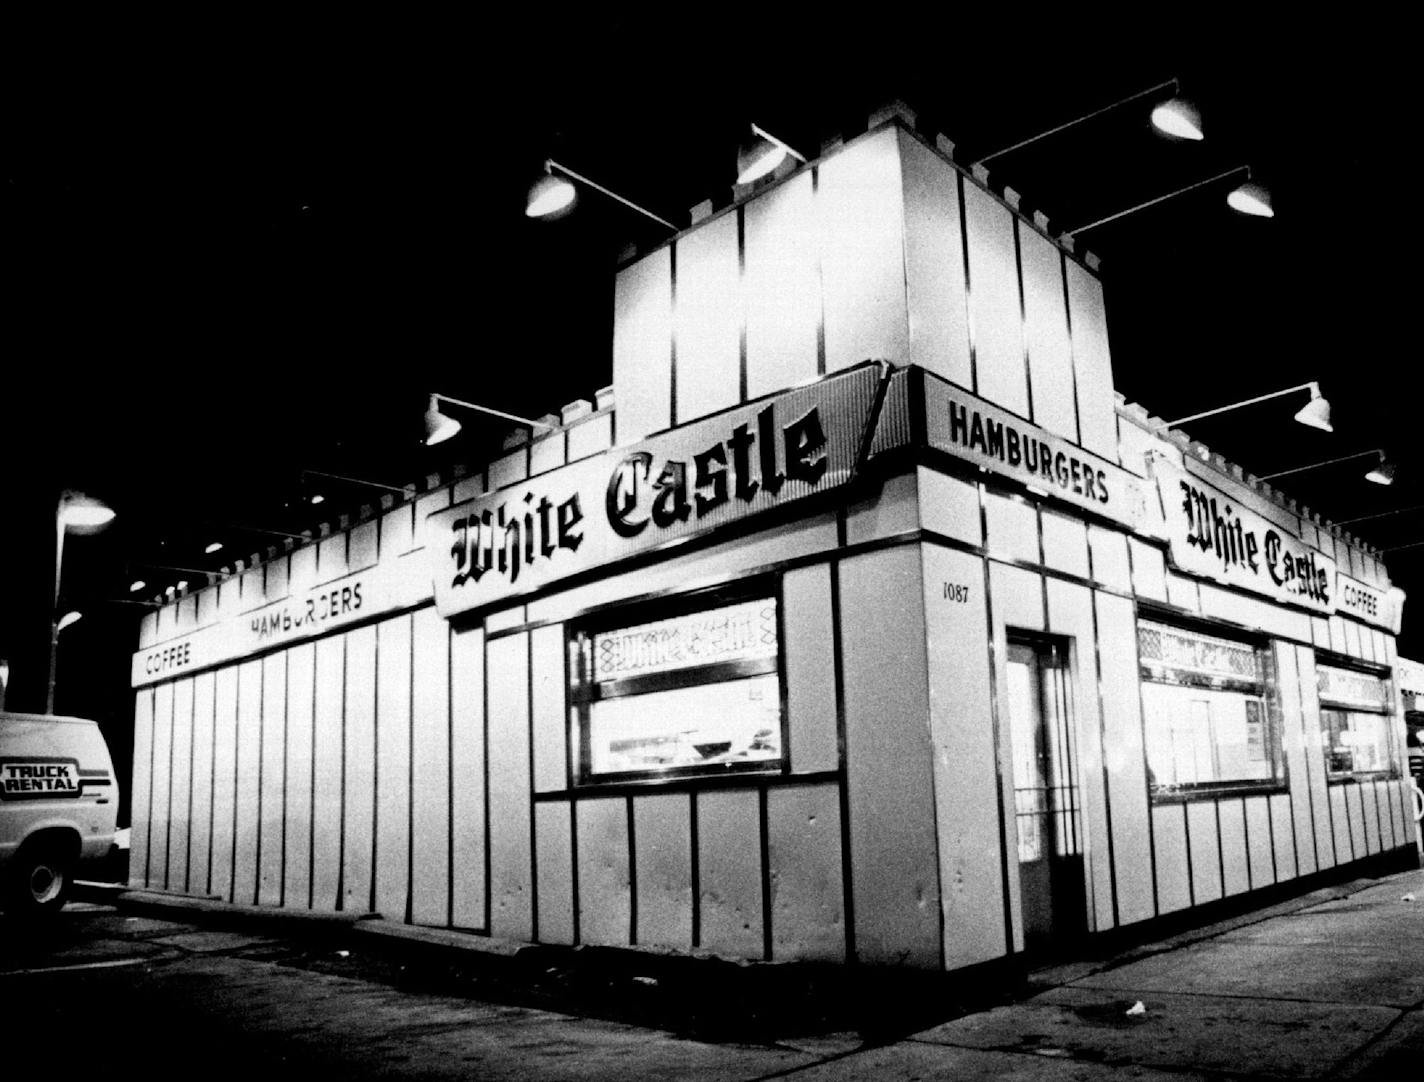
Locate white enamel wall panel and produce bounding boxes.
[918,468,982,546]
[342,627,377,912]
[767,783,845,962]
[1088,527,1131,593]
[1187,801,1223,903]
[897,129,971,387]
[1270,793,1297,881]
[374,616,412,921]
[612,246,673,444]
[633,793,693,950]
[209,668,238,901]
[1041,511,1089,580]
[1019,227,1076,441]
[450,625,487,929]
[674,211,741,425]
[782,563,839,774]
[168,679,193,893]
[1218,798,1249,897]
[1128,540,1168,603]
[840,547,939,967]
[1064,260,1116,460]
[962,184,1026,414]
[529,432,564,478]
[257,653,287,905]
[487,631,532,940]
[150,683,172,888]
[577,797,630,946]
[991,562,1044,633]
[1153,804,1190,914]
[310,636,344,911]
[531,625,568,793]
[1165,574,1201,614]
[535,803,574,944]
[744,171,819,399]
[819,128,909,374]
[189,673,215,896]
[926,547,1008,963]
[1097,593,1153,924]
[566,413,613,463]
[231,662,261,904]
[411,607,450,927]
[1244,795,1274,889]
[129,689,153,888]
[349,520,378,572]
[697,789,764,959]
[984,493,1038,566]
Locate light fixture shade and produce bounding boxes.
[1227,182,1274,218]
[1366,456,1396,485]
[56,611,83,633]
[1293,389,1332,431]
[525,172,577,219]
[58,490,115,532]
[736,135,786,185]
[129,579,147,593]
[205,541,224,554]
[1151,99,1204,141]
[424,395,462,446]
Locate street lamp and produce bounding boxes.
[48,490,115,714]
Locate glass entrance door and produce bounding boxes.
[1006,638,1085,953]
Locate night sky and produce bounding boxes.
[3,35,1415,798]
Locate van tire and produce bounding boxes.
[3,844,73,917]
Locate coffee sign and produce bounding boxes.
[1335,572,1401,633]
[429,363,888,618]
[1155,458,1336,614]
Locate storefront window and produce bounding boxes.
[572,593,783,783]
[1317,663,1397,782]
[1138,619,1283,798]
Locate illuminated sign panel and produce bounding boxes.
[429,364,887,618]
[1155,458,1336,614]
[1335,571,1400,633]
[917,373,1155,534]
[592,598,778,683]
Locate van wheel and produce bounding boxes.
[4,848,72,916]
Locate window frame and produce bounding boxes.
[568,577,789,788]
[1314,654,1398,784]
[1136,612,1286,802]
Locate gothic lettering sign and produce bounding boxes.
[917,373,1155,534]
[429,363,887,618]
[1155,459,1336,613]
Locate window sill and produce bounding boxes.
[1150,784,1287,805]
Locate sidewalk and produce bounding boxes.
[81,867,1424,1079]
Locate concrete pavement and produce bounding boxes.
[69,866,1424,1078]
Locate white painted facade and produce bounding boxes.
[127,117,1416,972]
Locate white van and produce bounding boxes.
[1,712,120,916]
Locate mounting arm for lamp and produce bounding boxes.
[1259,450,1396,486]
[974,78,1189,166]
[1061,165,1272,239]
[526,159,676,230]
[424,394,559,447]
[1161,382,1331,432]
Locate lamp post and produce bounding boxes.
[47,490,114,714]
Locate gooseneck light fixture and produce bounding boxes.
[975,78,1198,166]
[735,123,808,185]
[525,159,676,230]
[1162,382,1332,433]
[1258,449,1396,486]
[1062,165,1273,239]
[424,394,559,447]
[49,489,115,713]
